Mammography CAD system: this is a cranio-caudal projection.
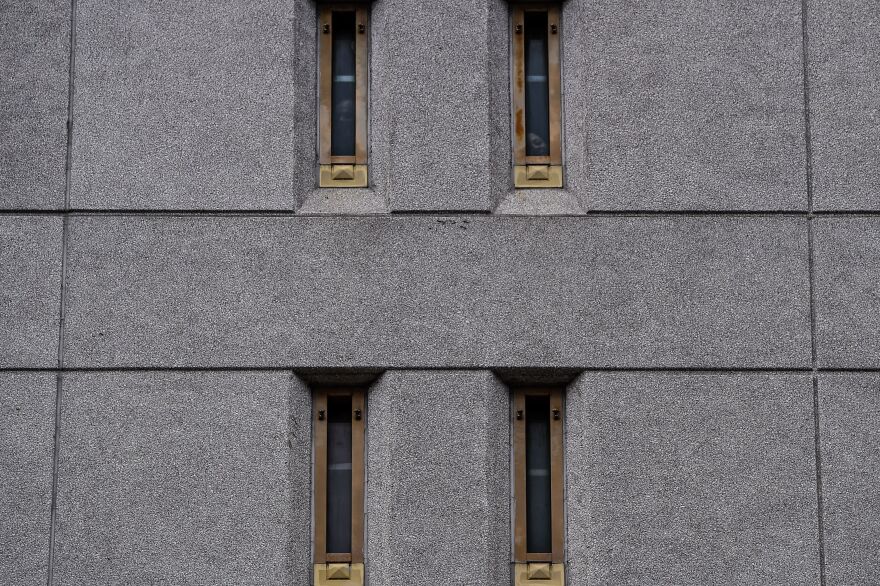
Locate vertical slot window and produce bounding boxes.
[330,12,357,158]
[525,395,552,553]
[523,11,550,158]
[319,5,369,187]
[326,394,353,554]
[314,389,365,586]
[514,388,565,585]
[512,5,562,188]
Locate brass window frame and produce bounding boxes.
[513,387,564,564]
[313,388,365,566]
[511,4,562,188]
[318,4,369,187]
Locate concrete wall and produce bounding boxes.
[1,0,878,584]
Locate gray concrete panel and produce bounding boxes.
[814,217,880,368]
[63,215,811,369]
[70,0,302,210]
[0,216,62,368]
[819,374,880,585]
[371,0,507,211]
[566,372,820,585]
[809,1,880,210]
[0,0,69,209]
[569,0,806,211]
[0,372,55,585]
[366,370,509,586]
[52,372,311,585]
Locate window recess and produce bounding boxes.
[513,388,565,586]
[319,4,369,188]
[511,5,563,188]
[313,389,365,586]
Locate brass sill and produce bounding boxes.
[314,563,364,586]
[319,164,368,188]
[514,165,563,189]
[514,562,565,586]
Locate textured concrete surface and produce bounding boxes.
[371,0,507,211]
[819,374,880,585]
[0,372,54,585]
[566,372,820,585]
[809,1,880,210]
[569,0,806,211]
[813,217,880,368]
[0,0,70,210]
[63,215,810,368]
[52,372,311,585]
[367,370,509,586]
[70,0,302,210]
[4,0,872,582]
[0,215,62,368]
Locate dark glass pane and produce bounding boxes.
[526,395,552,553]
[331,11,357,157]
[327,395,352,553]
[523,12,550,157]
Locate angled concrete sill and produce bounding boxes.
[315,563,364,586]
[298,186,389,215]
[515,563,564,585]
[493,188,584,215]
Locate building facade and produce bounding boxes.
[1,0,879,584]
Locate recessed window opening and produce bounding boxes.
[319,4,368,188]
[313,388,365,586]
[514,388,565,585]
[511,5,562,188]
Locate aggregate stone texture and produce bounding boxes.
[70,0,303,210]
[371,0,508,211]
[0,0,69,210]
[813,217,880,368]
[63,215,811,369]
[809,1,880,210]
[569,0,806,211]
[366,370,509,586]
[566,372,820,585]
[0,372,55,585]
[0,215,62,368]
[819,374,880,584]
[52,372,311,586]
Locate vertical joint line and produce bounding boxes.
[801,0,826,583]
[48,0,77,583]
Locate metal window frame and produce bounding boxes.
[511,4,562,188]
[318,4,369,187]
[513,387,564,564]
[313,388,365,566]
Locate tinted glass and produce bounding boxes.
[525,395,552,553]
[523,11,550,157]
[326,395,352,553]
[331,11,356,156]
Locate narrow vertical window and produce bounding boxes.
[514,388,565,585]
[314,389,365,586]
[319,4,369,188]
[512,5,562,188]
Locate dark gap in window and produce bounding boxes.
[523,11,550,157]
[526,394,552,553]
[331,11,356,157]
[326,394,352,553]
